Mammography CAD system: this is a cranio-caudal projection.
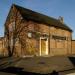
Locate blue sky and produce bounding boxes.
[0,0,75,39]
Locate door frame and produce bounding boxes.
[40,37,48,56]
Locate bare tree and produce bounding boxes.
[5,7,29,57]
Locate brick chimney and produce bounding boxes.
[58,16,64,23]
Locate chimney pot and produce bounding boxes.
[58,16,64,23]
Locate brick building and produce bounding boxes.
[4,4,72,57]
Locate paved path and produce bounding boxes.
[10,56,75,74]
[0,56,75,75]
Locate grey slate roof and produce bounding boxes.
[13,4,72,32]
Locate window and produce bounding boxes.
[52,35,66,40]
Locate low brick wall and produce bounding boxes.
[72,40,75,54]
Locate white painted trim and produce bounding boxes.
[46,38,48,55]
[40,37,41,56]
[40,37,48,56]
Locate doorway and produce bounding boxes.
[40,37,48,56]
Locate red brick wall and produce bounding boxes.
[4,6,72,57]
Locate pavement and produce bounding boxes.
[0,55,75,75]
[12,56,74,74]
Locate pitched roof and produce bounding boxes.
[13,4,72,32]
